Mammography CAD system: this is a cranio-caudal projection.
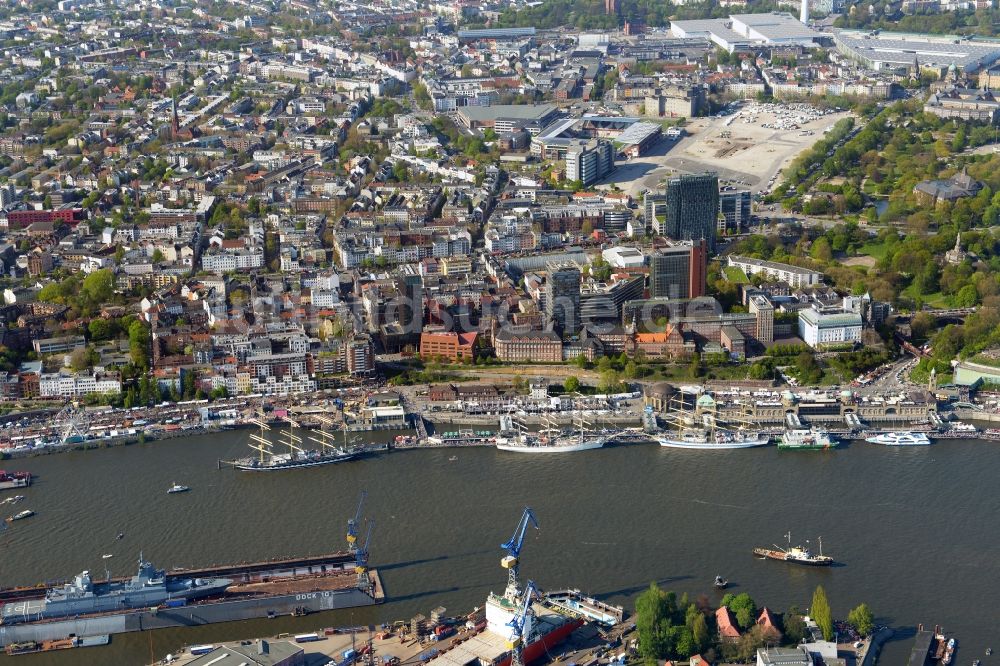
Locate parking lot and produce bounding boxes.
[605,103,852,198]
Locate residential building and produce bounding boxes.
[565,139,615,186]
[649,240,708,299]
[663,173,719,252]
[716,606,741,641]
[748,294,774,345]
[727,255,823,288]
[39,371,122,397]
[345,334,376,375]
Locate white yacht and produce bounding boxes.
[865,431,931,446]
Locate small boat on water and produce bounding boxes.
[0,495,24,505]
[448,456,458,462]
[167,483,190,494]
[6,509,34,522]
[714,575,728,589]
[943,637,957,665]
[116,532,125,540]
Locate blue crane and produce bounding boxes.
[355,518,375,590]
[500,507,538,599]
[347,490,368,553]
[505,580,538,666]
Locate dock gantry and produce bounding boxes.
[501,507,539,602]
[347,491,374,591]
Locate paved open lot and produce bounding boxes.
[602,105,852,198]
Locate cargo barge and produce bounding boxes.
[0,555,383,647]
[0,471,30,490]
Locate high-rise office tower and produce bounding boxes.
[545,263,581,335]
[664,173,719,253]
[649,240,707,300]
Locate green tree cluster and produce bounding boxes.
[847,603,875,637]
[811,586,834,642]
[634,583,708,664]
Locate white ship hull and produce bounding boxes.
[496,439,604,453]
[657,436,770,450]
[864,432,931,446]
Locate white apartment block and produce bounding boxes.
[727,255,823,288]
[39,372,122,397]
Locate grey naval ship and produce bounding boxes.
[1,558,231,624]
[0,494,382,648]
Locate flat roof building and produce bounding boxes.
[455,104,560,134]
[834,30,1000,73]
[799,307,862,348]
[727,255,823,288]
[671,13,820,51]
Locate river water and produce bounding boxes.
[2,431,998,665]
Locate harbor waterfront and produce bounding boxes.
[1,429,998,665]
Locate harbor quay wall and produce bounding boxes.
[0,582,379,647]
[860,627,894,666]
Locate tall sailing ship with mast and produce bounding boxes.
[656,392,770,450]
[495,411,604,453]
[231,414,364,471]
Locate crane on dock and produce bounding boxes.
[355,518,375,590]
[347,490,368,553]
[506,580,538,666]
[347,491,374,591]
[501,507,538,600]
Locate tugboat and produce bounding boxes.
[714,575,728,589]
[753,533,833,566]
[943,638,957,665]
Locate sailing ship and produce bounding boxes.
[656,392,769,449]
[230,414,364,471]
[495,412,604,453]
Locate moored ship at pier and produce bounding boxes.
[226,415,366,471]
[777,428,837,450]
[865,431,931,446]
[0,471,31,490]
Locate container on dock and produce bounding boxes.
[295,633,321,643]
[190,645,215,655]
